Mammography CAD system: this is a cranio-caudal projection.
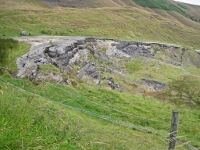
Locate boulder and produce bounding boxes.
[56,47,65,55]
[141,79,168,91]
[65,45,73,52]
[48,52,57,58]
[85,38,96,43]
[77,63,98,79]
[17,60,38,78]
[20,30,29,36]
[77,40,86,45]
[196,50,200,55]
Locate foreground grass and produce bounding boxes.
[0,77,168,149]
[0,75,199,149]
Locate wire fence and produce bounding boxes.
[47,82,171,124]
[0,77,198,149]
[0,78,169,137]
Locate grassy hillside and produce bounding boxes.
[0,39,200,149]
[0,0,48,10]
[42,0,118,8]
[1,74,200,149]
[0,3,200,48]
[0,0,200,149]
[132,0,200,22]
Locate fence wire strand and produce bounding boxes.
[47,82,171,124]
[0,78,169,137]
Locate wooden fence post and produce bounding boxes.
[168,110,179,150]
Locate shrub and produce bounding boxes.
[0,38,19,74]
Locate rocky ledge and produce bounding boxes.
[16,36,196,92]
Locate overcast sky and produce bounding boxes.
[174,0,200,6]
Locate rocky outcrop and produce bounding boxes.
[36,72,63,83]
[77,62,99,79]
[141,79,168,92]
[113,41,154,58]
[16,36,200,92]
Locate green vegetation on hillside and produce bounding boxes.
[177,3,189,10]
[133,0,169,9]
[156,75,200,105]
[125,58,143,73]
[0,3,200,48]
[132,0,191,19]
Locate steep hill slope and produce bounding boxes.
[130,0,200,23]
[41,0,200,24]
[1,2,200,48]
[0,0,48,10]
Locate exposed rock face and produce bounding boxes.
[77,62,99,79]
[16,36,200,92]
[36,72,63,83]
[113,41,154,58]
[141,79,168,92]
